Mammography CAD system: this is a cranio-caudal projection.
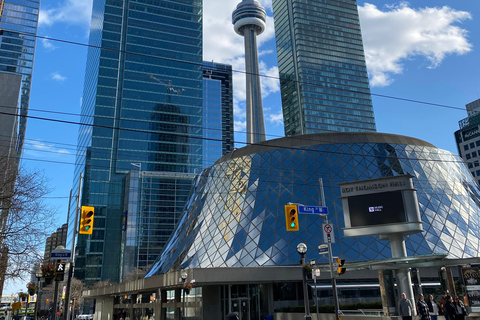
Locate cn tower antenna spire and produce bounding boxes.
[232,0,267,144]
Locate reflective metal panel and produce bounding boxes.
[147,133,480,276]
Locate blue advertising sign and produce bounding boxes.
[298,206,328,215]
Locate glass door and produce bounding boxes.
[231,298,249,320]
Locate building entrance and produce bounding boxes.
[221,284,266,320]
[231,298,249,320]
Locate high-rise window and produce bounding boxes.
[272,0,376,135]
[68,0,203,283]
[0,0,40,157]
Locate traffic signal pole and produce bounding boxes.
[326,222,340,320]
[65,173,82,320]
[320,179,341,320]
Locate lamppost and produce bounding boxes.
[181,271,188,320]
[35,269,42,320]
[296,243,311,320]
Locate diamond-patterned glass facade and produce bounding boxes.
[147,133,480,277]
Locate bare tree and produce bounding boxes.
[91,279,112,289]
[123,265,151,282]
[0,153,57,293]
[69,278,85,318]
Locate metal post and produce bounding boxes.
[300,253,312,320]
[34,277,42,320]
[182,288,186,320]
[66,173,82,320]
[320,179,340,320]
[327,233,340,320]
[24,295,28,320]
[52,274,59,320]
[390,233,416,315]
[313,270,319,319]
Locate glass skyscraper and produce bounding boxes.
[118,61,233,281]
[203,61,234,168]
[0,0,39,158]
[68,0,203,283]
[272,0,376,135]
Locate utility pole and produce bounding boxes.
[320,178,341,320]
[65,173,82,320]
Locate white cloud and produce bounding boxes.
[24,140,72,158]
[39,0,93,29]
[41,37,57,51]
[359,3,472,87]
[50,72,67,82]
[267,112,284,126]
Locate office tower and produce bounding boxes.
[0,0,40,159]
[203,61,234,168]
[43,223,68,263]
[232,0,267,144]
[0,0,39,296]
[272,0,376,135]
[68,0,203,283]
[119,62,234,281]
[455,98,480,186]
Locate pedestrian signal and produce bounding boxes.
[285,205,299,231]
[55,262,66,281]
[79,206,95,235]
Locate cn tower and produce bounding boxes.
[232,0,267,144]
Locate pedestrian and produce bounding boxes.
[454,296,467,320]
[444,295,458,320]
[440,291,449,320]
[427,294,439,320]
[417,294,431,320]
[399,292,413,320]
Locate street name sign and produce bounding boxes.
[318,244,329,254]
[298,206,328,215]
[51,248,71,260]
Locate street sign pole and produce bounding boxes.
[319,178,341,320]
[66,173,83,320]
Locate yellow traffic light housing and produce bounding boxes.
[79,206,94,235]
[337,258,346,275]
[285,205,299,231]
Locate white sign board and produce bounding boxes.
[323,223,335,243]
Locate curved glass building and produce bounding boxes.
[147,132,480,276]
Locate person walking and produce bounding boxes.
[417,294,431,320]
[440,291,449,320]
[427,294,439,320]
[444,295,458,320]
[454,296,467,320]
[399,292,413,320]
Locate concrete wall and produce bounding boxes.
[202,285,223,320]
[94,296,114,320]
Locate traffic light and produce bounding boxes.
[79,206,94,234]
[285,205,299,231]
[337,258,346,275]
[55,262,66,281]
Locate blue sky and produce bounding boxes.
[5,0,479,292]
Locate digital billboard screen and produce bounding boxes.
[348,190,407,228]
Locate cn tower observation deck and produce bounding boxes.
[232,0,267,144]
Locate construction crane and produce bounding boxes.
[148,74,185,95]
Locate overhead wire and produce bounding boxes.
[26,33,467,112]
[0,106,469,170]
[0,30,472,185]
